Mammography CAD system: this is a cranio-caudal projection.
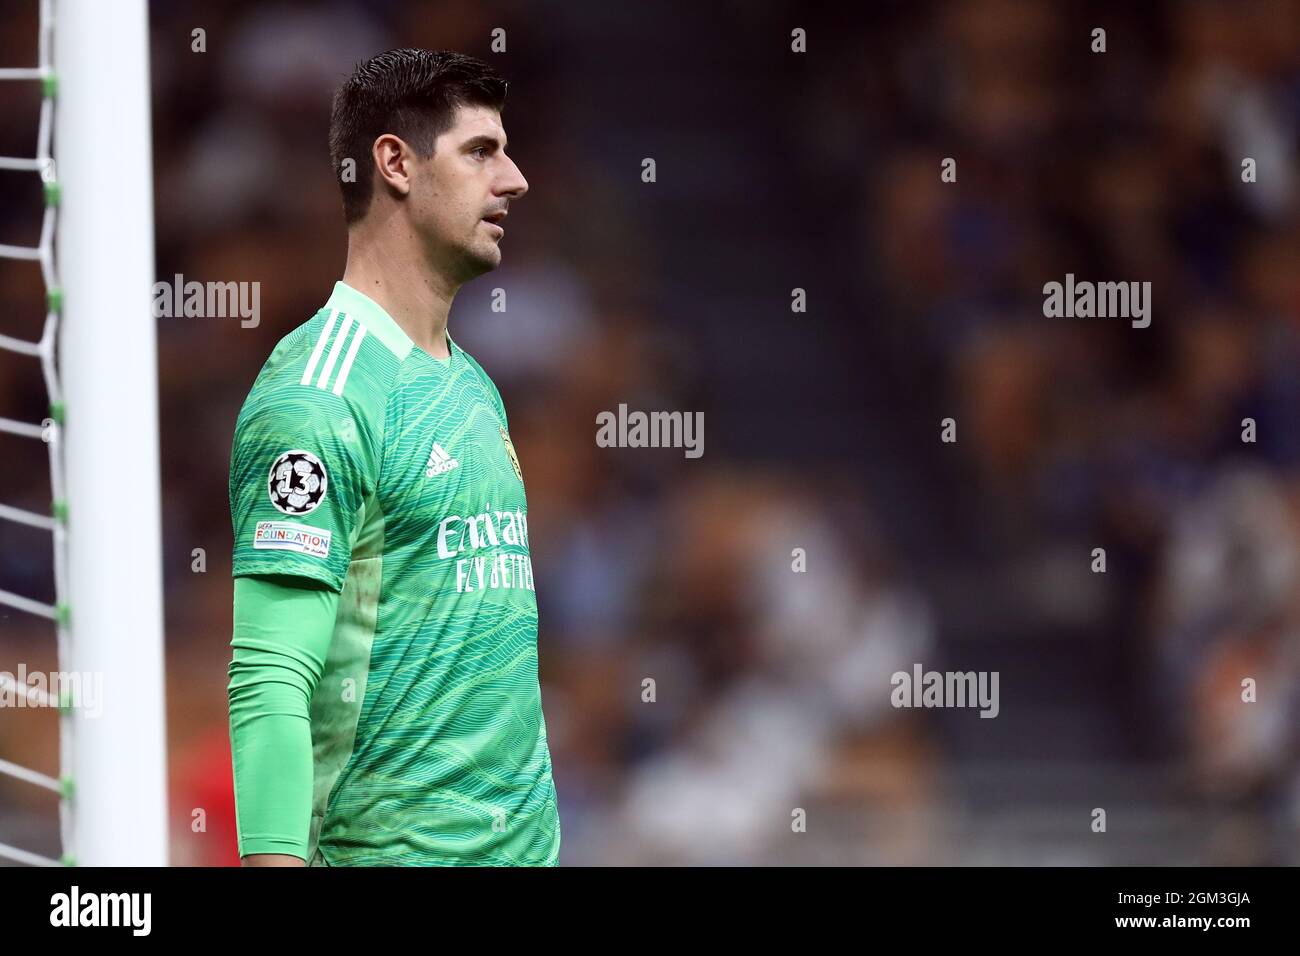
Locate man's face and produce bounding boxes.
[408,104,528,280]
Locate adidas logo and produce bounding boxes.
[425,442,459,477]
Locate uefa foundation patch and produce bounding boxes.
[253,520,332,558]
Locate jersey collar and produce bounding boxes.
[325,280,415,361]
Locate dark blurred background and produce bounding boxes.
[2,0,1299,864]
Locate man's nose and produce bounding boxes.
[499,156,528,199]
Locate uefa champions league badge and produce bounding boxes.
[268,449,328,515]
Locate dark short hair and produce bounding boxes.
[329,48,509,225]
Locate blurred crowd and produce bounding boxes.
[1,0,1298,865]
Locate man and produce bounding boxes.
[226,49,559,866]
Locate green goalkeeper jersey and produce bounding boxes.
[229,280,559,865]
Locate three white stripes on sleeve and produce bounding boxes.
[301,308,366,395]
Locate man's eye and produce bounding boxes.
[471,147,488,159]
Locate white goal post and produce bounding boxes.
[55,0,168,866]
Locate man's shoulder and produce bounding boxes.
[457,345,494,385]
[239,305,404,428]
[455,344,508,421]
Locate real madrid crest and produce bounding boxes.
[500,426,523,482]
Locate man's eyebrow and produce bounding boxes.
[462,133,506,152]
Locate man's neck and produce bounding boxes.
[341,217,458,359]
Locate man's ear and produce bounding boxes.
[372,133,412,198]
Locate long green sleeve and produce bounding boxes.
[227,574,338,859]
